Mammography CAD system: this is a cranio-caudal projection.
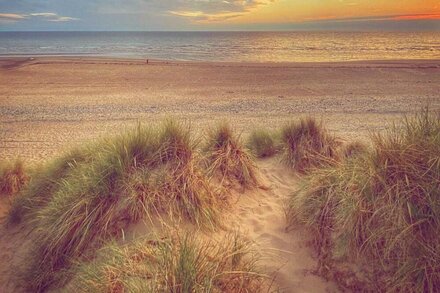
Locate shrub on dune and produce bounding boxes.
[205,123,259,188]
[281,117,340,173]
[70,233,266,292]
[7,121,220,292]
[247,129,280,158]
[0,159,28,196]
[287,109,440,292]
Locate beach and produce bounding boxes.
[1,4,439,291]
[1,57,439,161]
[1,57,440,292]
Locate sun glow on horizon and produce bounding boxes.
[1,0,440,31]
[176,0,440,25]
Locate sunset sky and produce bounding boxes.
[0,0,439,31]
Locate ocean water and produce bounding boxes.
[0,31,439,62]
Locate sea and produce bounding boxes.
[0,31,439,62]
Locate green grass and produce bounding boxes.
[0,159,28,196]
[247,129,280,158]
[281,117,340,173]
[6,150,89,225]
[7,121,221,292]
[286,108,440,292]
[205,123,260,188]
[69,232,267,292]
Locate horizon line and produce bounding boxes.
[1,29,440,33]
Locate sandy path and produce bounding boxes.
[0,222,32,292]
[226,159,338,292]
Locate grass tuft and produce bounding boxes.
[341,140,369,159]
[286,108,440,292]
[281,117,340,173]
[7,121,221,292]
[70,232,267,292]
[247,129,280,158]
[0,159,28,196]
[205,123,259,188]
[6,150,89,226]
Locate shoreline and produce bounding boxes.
[1,55,440,68]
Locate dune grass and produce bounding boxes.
[341,140,369,159]
[70,232,267,292]
[286,109,440,292]
[7,121,221,292]
[247,129,280,158]
[205,123,259,188]
[0,159,28,196]
[6,150,90,225]
[281,117,340,173]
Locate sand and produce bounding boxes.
[1,57,439,161]
[0,57,439,292]
[229,159,339,292]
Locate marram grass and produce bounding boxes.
[0,159,28,196]
[281,117,340,173]
[6,121,222,292]
[287,109,440,292]
[247,129,280,158]
[205,123,260,188]
[69,232,268,292]
[341,140,369,159]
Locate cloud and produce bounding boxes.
[0,13,26,21]
[0,11,79,23]
[92,0,275,22]
[29,12,79,21]
[169,10,245,22]
[48,16,79,22]
[29,12,58,17]
[338,0,358,6]
[301,13,440,23]
[392,14,440,20]
[165,0,274,22]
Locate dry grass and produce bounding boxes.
[70,232,268,292]
[205,123,259,188]
[247,129,280,158]
[286,108,440,292]
[6,121,221,292]
[6,149,90,225]
[0,159,28,196]
[281,117,340,173]
[341,140,369,159]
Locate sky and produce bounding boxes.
[0,0,439,31]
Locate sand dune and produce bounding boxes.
[0,157,340,292]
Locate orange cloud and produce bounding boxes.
[300,13,440,23]
[0,13,26,21]
[392,14,440,20]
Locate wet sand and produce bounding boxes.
[1,57,439,161]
